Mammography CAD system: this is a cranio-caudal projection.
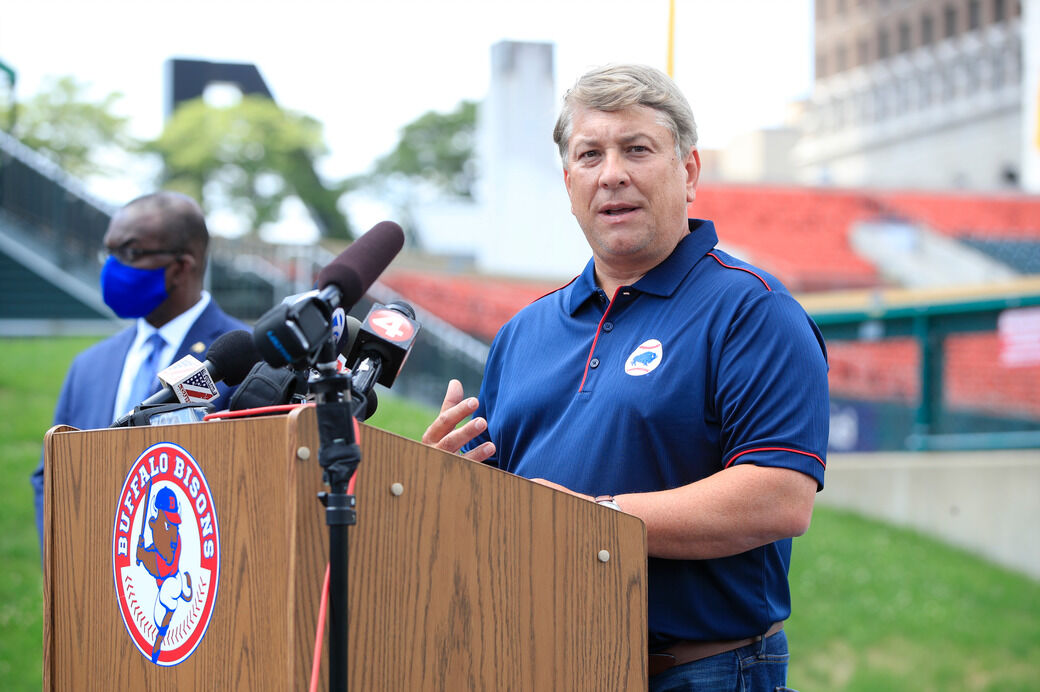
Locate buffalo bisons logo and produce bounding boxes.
[112,442,220,666]
[625,338,664,376]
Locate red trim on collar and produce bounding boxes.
[534,275,579,305]
[707,252,772,291]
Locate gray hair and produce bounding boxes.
[552,64,698,168]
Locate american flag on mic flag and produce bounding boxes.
[160,355,220,404]
[178,369,218,401]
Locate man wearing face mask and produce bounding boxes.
[30,191,247,553]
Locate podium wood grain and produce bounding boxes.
[44,407,647,690]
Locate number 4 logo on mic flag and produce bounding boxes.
[367,309,416,343]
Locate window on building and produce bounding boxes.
[875,85,889,120]
[817,52,828,79]
[899,22,912,53]
[968,0,981,30]
[858,37,870,66]
[965,57,979,91]
[993,0,1006,22]
[944,5,958,38]
[920,75,933,107]
[942,65,955,101]
[878,27,890,59]
[922,13,934,44]
[992,50,1005,87]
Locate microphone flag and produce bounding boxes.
[158,356,220,403]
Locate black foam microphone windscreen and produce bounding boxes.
[316,221,405,309]
[205,330,262,386]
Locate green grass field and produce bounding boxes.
[2,337,1037,690]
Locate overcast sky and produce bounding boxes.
[1,0,813,233]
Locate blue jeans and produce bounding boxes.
[648,630,796,692]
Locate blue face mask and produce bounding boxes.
[100,256,170,319]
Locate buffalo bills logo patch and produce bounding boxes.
[112,442,220,666]
[624,339,663,376]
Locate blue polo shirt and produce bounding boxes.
[463,219,829,644]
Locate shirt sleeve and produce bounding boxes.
[459,333,503,467]
[714,290,829,489]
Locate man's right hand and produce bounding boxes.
[421,379,496,462]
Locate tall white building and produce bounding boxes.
[413,40,589,281]
[475,41,589,278]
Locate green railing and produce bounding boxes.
[803,279,1040,450]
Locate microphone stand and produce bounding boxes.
[310,340,359,691]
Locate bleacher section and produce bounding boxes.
[690,184,1040,291]
[380,272,564,343]
[690,185,880,291]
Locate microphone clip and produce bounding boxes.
[253,289,339,369]
[111,402,215,428]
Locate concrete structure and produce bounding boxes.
[476,41,588,279]
[414,40,589,281]
[849,218,1019,287]
[1023,0,1040,188]
[821,450,1040,580]
[715,128,802,183]
[797,0,1027,191]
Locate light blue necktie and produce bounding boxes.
[127,333,167,409]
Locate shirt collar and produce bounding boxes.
[564,219,718,315]
[133,291,212,352]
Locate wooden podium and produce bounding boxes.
[43,406,647,690]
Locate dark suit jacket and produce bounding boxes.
[31,300,248,551]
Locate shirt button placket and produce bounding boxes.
[589,321,612,373]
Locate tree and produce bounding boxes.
[1,75,136,178]
[146,95,353,240]
[370,100,478,198]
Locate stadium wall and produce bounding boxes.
[820,450,1040,580]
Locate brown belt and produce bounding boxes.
[648,621,785,678]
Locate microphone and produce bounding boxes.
[336,382,378,422]
[347,301,421,395]
[253,221,405,368]
[111,330,261,427]
[334,315,363,373]
[316,221,406,309]
[229,316,367,412]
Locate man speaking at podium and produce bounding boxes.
[30,191,247,554]
[424,64,829,691]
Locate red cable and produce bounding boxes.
[309,562,331,692]
[203,403,309,421]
